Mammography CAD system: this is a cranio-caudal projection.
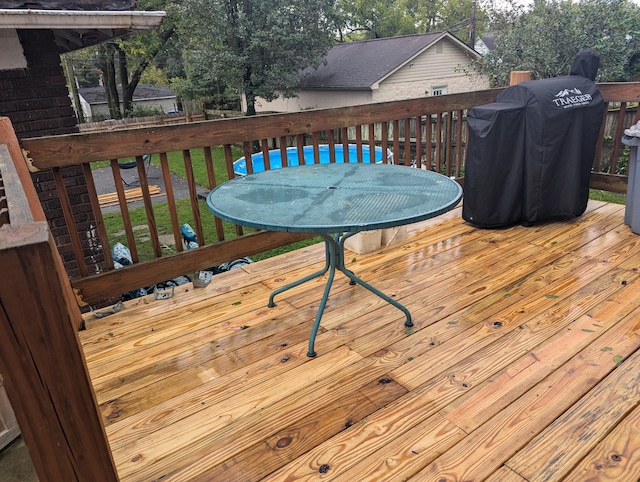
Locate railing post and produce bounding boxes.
[510,71,532,85]
[0,224,119,481]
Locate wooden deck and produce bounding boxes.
[79,200,640,481]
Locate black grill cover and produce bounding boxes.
[463,103,526,228]
[462,49,605,227]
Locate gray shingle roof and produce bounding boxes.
[302,32,447,90]
[78,84,176,104]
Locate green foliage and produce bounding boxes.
[338,0,418,39]
[129,105,164,118]
[339,0,489,44]
[169,54,236,106]
[139,64,171,87]
[476,0,640,86]
[336,0,488,44]
[176,0,339,115]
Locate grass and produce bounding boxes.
[588,188,626,205]
[101,146,321,263]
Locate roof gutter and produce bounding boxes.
[0,9,165,29]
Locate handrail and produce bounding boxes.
[22,89,503,167]
[0,118,46,226]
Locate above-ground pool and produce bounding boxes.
[233,144,391,176]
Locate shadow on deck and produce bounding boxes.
[80,201,640,481]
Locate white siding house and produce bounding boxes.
[253,32,489,113]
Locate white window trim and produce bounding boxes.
[432,86,448,96]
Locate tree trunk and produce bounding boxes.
[120,27,176,118]
[61,55,84,123]
[98,44,122,120]
[118,45,134,117]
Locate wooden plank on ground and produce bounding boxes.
[109,346,368,480]
[101,322,327,426]
[391,259,626,390]
[87,294,302,401]
[259,317,536,479]
[440,277,640,433]
[165,378,409,481]
[484,466,528,482]
[97,185,162,207]
[320,272,636,481]
[405,303,640,482]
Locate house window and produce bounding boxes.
[432,86,448,96]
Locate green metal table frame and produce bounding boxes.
[267,232,412,357]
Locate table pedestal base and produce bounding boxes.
[268,233,413,357]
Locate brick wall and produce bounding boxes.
[0,29,105,280]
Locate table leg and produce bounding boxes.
[337,233,413,329]
[306,234,338,357]
[267,238,331,308]
[267,232,412,358]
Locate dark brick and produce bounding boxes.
[3,30,104,279]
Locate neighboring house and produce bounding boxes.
[253,31,489,113]
[475,32,497,55]
[78,84,178,120]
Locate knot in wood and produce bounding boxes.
[319,464,330,474]
[276,437,292,448]
[379,377,393,384]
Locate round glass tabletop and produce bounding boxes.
[206,163,462,234]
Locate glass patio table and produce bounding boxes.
[206,162,462,357]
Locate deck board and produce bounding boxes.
[79,201,640,481]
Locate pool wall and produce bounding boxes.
[233,144,392,176]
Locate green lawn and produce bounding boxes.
[588,188,626,205]
[101,147,321,263]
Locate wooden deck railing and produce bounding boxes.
[19,83,640,308]
[0,117,118,481]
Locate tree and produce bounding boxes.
[336,0,488,45]
[475,0,640,86]
[79,0,179,119]
[337,0,418,40]
[177,0,339,115]
[100,0,178,118]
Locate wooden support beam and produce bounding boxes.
[71,229,314,306]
